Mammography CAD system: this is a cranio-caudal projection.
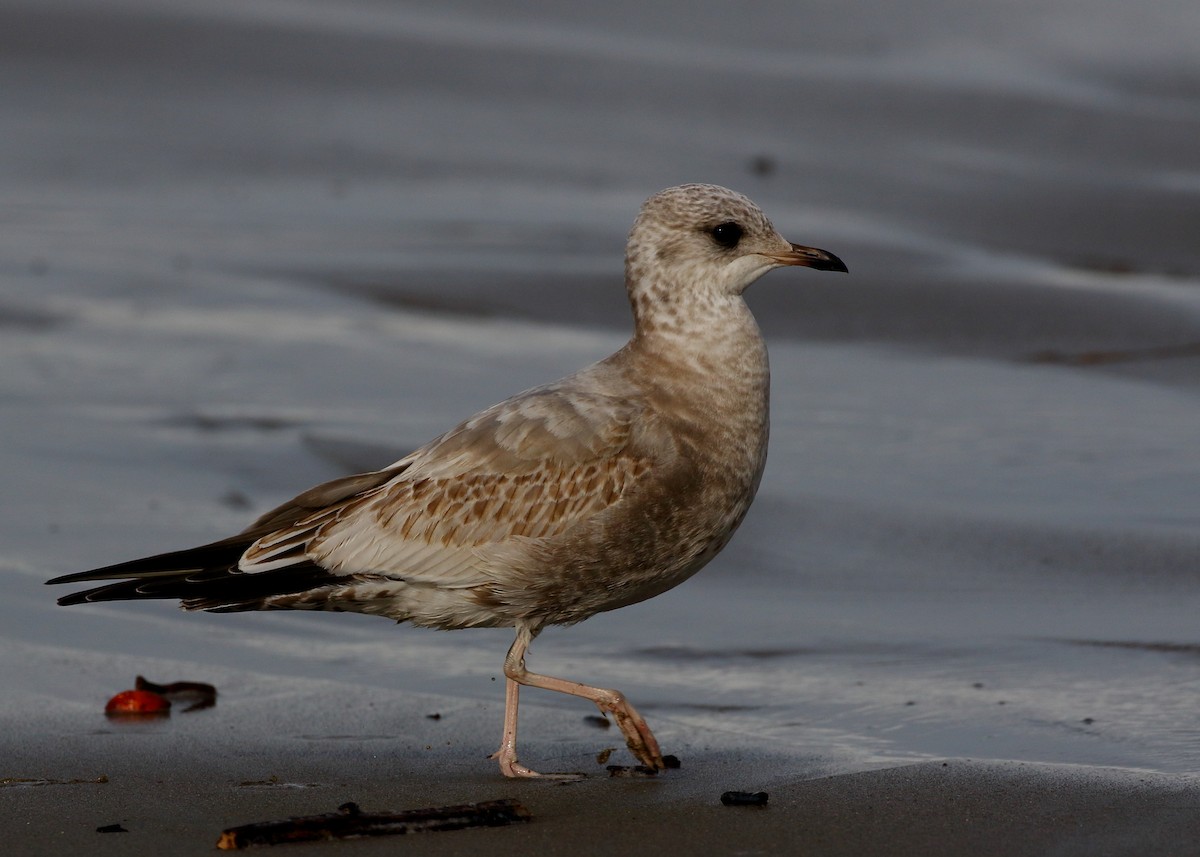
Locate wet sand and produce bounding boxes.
[15,759,1200,857]
[8,670,1200,857]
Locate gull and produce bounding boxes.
[47,184,846,777]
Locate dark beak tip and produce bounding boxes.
[803,249,849,274]
[824,255,849,274]
[780,243,848,274]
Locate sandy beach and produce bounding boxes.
[3,0,1200,853]
[12,742,1200,856]
[7,643,1200,856]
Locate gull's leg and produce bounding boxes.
[489,673,542,778]
[514,668,664,771]
[492,624,665,775]
[489,624,573,778]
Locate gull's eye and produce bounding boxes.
[709,221,744,250]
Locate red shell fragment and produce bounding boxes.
[105,689,171,716]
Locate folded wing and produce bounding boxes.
[48,377,663,614]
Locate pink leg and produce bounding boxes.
[489,674,544,778]
[489,624,664,778]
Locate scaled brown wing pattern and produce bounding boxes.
[241,382,661,580]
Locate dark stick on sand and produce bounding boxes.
[135,675,218,712]
[216,799,531,849]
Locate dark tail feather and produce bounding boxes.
[49,540,346,611]
[48,465,407,610]
[46,537,252,589]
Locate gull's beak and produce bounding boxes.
[766,243,848,273]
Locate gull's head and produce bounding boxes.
[625,184,846,311]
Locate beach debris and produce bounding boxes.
[236,776,319,790]
[426,712,442,720]
[136,675,218,711]
[216,799,531,849]
[96,823,128,833]
[720,791,769,807]
[605,753,679,775]
[105,689,171,717]
[0,775,108,788]
[103,676,218,717]
[595,747,616,765]
[582,714,611,729]
[606,765,660,778]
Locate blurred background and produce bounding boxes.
[2,0,1199,775]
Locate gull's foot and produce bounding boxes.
[489,748,586,780]
[596,694,665,771]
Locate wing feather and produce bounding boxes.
[242,380,662,588]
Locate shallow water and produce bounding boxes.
[2,0,1199,777]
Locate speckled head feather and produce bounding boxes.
[624,184,840,333]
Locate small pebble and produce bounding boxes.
[721,791,769,807]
